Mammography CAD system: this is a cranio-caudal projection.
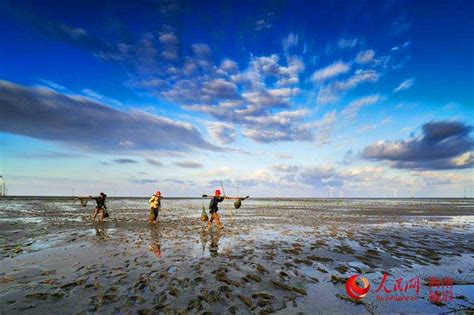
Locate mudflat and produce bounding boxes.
[0,197,473,314]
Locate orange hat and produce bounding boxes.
[155,191,161,196]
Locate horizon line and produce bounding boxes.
[1,195,473,199]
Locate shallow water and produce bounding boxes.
[0,197,473,314]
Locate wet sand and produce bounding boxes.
[1,197,473,314]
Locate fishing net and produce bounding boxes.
[234,199,242,209]
[79,198,88,207]
[200,206,209,222]
[104,208,109,218]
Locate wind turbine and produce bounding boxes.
[0,176,6,197]
[392,188,398,198]
[328,186,335,198]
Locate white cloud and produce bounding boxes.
[0,80,224,153]
[308,110,337,145]
[158,32,178,45]
[59,24,87,39]
[311,61,351,82]
[201,166,233,177]
[273,164,299,173]
[394,78,414,92]
[251,54,283,77]
[299,165,340,187]
[97,33,308,143]
[119,140,135,147]
[255,19,272,31]
[411,170,472,185]
[355,50,375,64]
[81,88,123,107]
[158,29,180,61]
[316,69,380,105]
[55,24,328,145]
[220,59,238,73]
[207,122,237,144]
[339,166,385,178]
[242,125,311,143]
[146,159,163,167]
[338,37,358,49]
[174,161,203,168]
[358,117,391,133]
[242,110,312,143]
[268,87,300,98]
[342,94,381,120]
[39,80,69,93]
[129,79,167,88]
[392,16,411,35]
[275,153,293,160]
[202,79,239,99]
[277,56,304,86]
[316,87,339,105]
[362,121,474,170]
[283,33,299,53]
[192,43,211,57]
[334,69,380,91]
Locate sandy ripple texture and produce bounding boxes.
[0,197,473,314]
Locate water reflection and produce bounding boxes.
[209,230,221,257]
[95,227,108,241]
[148,226,162,258]
[199,229,207,254]
[199,229,222,257]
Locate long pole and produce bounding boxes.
[220,181,226,197]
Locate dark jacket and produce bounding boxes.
[94,196,106,209]
[209,196,224,213]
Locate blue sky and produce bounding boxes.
[0,0,473,197]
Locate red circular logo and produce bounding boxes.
[345,274,370,299]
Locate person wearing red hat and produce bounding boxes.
[207,189,226,230]
[148,190,162,224]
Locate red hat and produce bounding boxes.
[215,189,221,196]
[155,191,161,196]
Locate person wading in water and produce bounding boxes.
[208,189,227,230]
[91,192,108,222]
[148,191,162,224]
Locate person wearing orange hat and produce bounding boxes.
[207,189,226,230]
[148,190,162,224]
